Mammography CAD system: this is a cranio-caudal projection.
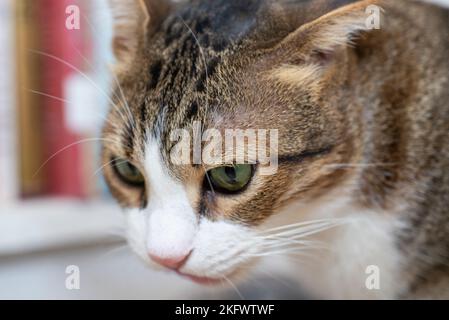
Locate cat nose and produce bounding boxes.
[148,251,191,270]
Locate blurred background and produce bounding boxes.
[1,0,447,300]
[0,0,201,299]
[0,0,305,300]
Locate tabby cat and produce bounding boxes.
[102,0,449,298]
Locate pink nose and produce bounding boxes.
[149,251,191,270]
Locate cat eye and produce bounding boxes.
[206,164,253,194]
[112,158,145,186]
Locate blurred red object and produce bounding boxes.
[37,0,90,198]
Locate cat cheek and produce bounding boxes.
[179,220,256,278]
[124,208,152,264]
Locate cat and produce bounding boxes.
[102,0,449,299]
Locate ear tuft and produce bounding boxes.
[307,14,369,54]
[109,0,171,69]
[278,0,383,63]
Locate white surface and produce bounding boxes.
[0,0,18,201]
[0,243,222,299]
[64,73,103,134]
[0,199,124,256]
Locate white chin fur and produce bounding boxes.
[179,219,257,279]
[125,207,258,279]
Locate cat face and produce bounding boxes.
[102,0,375,282]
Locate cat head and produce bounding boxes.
[102,0,381,282]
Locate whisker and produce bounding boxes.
[100,243,130,260]
[28,89,120,130]
[260,218,342,234]
[93,158,119,176]
[246,220,348,261]
[92,158,131,177]
[323,162,397,169]
[28,49,132,127]
[202,166,216,196]
[267,220,345,240]
[222,275,245,300]
[261,238,327,251]
[254,269,297,291]
[246,247,319,258]
[262,222,335,238]
[32,137,120,177]
[70,22,136,131]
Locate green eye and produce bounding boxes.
[113,158,145,186]
[207,164,253,194]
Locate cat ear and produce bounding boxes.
[273,1,381,71]
[109,0,171,68]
